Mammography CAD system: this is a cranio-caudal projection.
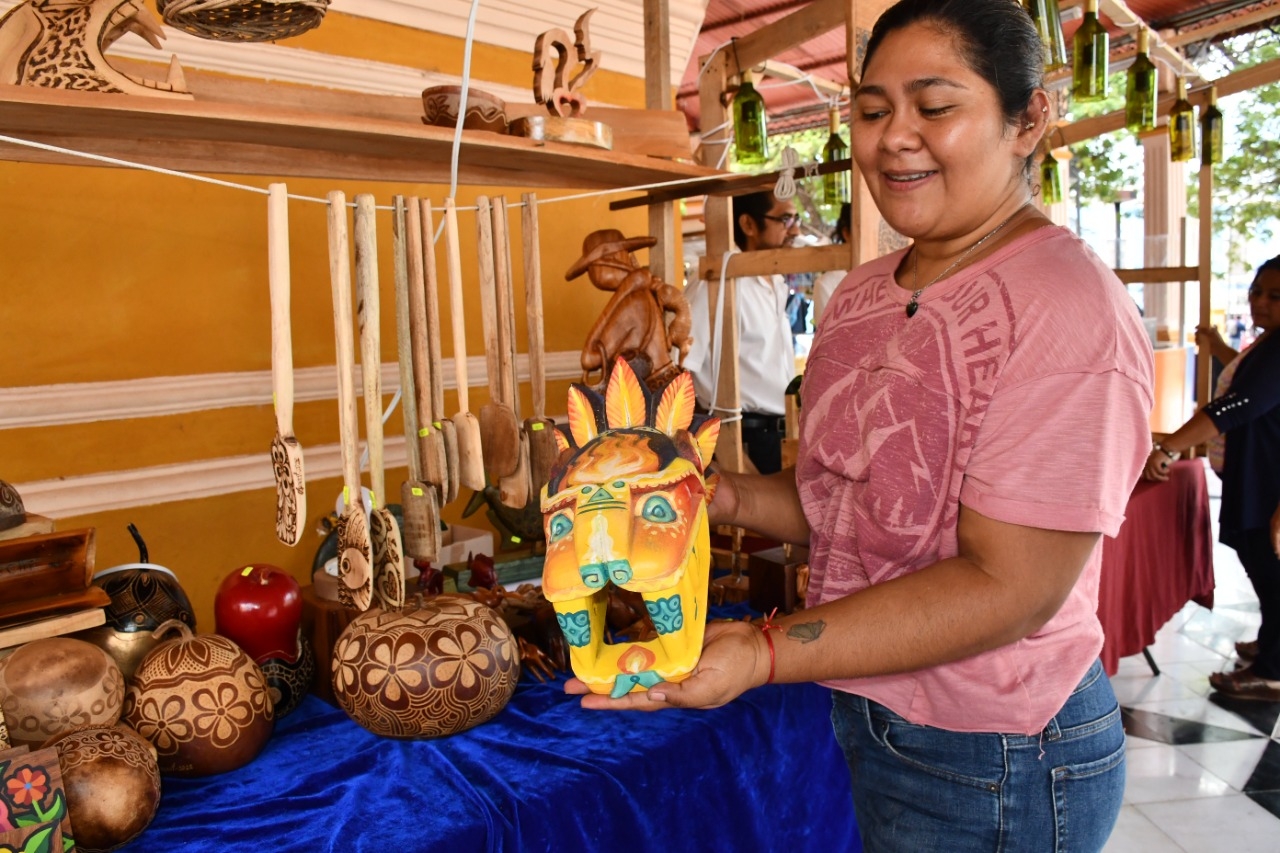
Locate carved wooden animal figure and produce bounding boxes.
[567,229,693,390]
[532,7,599,117]
[0,0,191,97]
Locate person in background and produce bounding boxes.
[572,2,1153,849]
[1144,255,1280,701]
[684,190,799,474]
[812,202,853,325]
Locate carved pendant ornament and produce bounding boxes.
[533,7,599,118]
[541,361,719,698]
[0,0,192,97]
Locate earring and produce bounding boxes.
[1025,121,1036,130]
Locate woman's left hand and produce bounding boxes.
[1142,449,1174,482]
[564,620,769,711]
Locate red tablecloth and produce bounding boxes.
[1098,460,1216,674]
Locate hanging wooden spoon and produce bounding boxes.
[422,199,459,505]
[476,195,521,483]
[396,196,442,564]
[412,198,451,502]
[267,183,306,546]
[444,197,486,491]
[521,192,559,494]
[492,195,530,509]
[326,190,373,611]
[355,193,406,609]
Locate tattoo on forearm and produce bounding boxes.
[787,620,825,644]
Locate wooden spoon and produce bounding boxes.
[444,198,486,491]
[422,199,459,505]
[521,192,559,494]
[395,197,443,567]
[492,196,530,509]
[354,194,406,609]
[326,190,372,611]
[413,198,451,501]
[267,183,306,546]
[476,196,522,482]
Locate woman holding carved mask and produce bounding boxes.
[569,1,1154,848]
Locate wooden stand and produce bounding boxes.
[300,583,357,706]
[748,545,809,616]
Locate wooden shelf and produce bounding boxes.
[0,84,720,190]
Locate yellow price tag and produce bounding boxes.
[419,427,431,437]
[531,422,545,431]
[343,486,350,504]
[511,536,522,544]
[241,566,255,577]
[411,487,424,496]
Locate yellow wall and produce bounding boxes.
[0,10,656,630]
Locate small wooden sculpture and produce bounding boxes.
[567,229,693,391]
[0,0,192,97]
[533,8,599,118]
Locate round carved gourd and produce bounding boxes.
[76,562,197,680]
[332,595,520,739]
[0,638,124,748]
[44,725,161,852]
[122,620,274,777]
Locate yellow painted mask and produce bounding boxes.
[541,361,719,697]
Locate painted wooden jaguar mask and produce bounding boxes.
[541,360,719,698]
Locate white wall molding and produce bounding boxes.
[0,351,583,430]
[0,1,707,99]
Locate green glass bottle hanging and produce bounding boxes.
[1072,0,1109,103]
[1201,85,1224,165]
[1040,154,1063,205]
[1169,77,1196,162]
[733,70,769,166]
[1125,28,1158,133]
[1022,0,1067,72]
[821,106,849,205]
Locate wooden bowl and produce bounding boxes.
[331,595,520,738]
[0,637,124,747]
[422,85,508,134]
[122,620,274,777]
[44,724,161,852]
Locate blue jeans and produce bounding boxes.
[830,659,1125,852]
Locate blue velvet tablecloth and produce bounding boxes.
[120,665,860,851]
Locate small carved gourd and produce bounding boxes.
[44,724,162,852]
[0,637,124,748]
[331,595,520,738]
[123,620,273,777]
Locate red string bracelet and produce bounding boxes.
[759,608,783,684]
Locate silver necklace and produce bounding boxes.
[905,204,1028,318]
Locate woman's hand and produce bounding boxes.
[1194,324,1224,350]
[564,620,769,711]
[1142,448,1175,482]
[1271,502,1280,559]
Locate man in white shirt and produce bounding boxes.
[685,190,799,474]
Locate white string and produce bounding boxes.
[448,0,483,202]
[773,146,800,199]
[705,249,742,425]
[697,39,736,83]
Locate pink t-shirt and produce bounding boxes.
[798,225,1154,735]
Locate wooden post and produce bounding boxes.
[697,49,744,473]
[644,0,677,284]
[1197,161,1213,409]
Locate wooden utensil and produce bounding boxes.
[354,193,406,609]
[475,195,522,482]
[492,196,530,509]
[326,190,373,612]
[396,196,442,563]
[267,183,306,546]
[413,198,451,500]
[422,199,460,506]
[521,192,559,494]
[444,198,486,492]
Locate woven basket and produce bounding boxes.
[157,0,330,42]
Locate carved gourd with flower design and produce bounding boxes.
[122,620,273,777]
[541,361,719,698]
[331,595,520,739]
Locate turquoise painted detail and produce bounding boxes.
[556,610,591,647]
[606,559,633,584]
[579,564,607,589]
[644,595,684,635]
[610,670,665,698]
[548,513,573,543]
[585,487,615,505]
[640,494,677,523]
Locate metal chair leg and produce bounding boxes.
[1142,646,1160,676]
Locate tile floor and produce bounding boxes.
[1103,473,1280,852]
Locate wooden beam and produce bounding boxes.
[645,0,677,284]
[1112,266,1200,284]
[698,243,854,281]
[759,58,847,97]
[1049,56,1280,148]
[723,0,848,79]
[1099,0,1204,83]
[610,158,851,210]
[1197,162,1214,408]
[1162,3,1280,48]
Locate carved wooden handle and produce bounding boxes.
[354,193,385,505]
[327,191,361,503]
[492,196,518,414]
[392,196,424,482]
[521,192,547,417]
[267,183,293,435]
[444,198,471,413]
[474,195,502,405]
[422,198,447,422]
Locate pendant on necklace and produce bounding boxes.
[905,291,922,318]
